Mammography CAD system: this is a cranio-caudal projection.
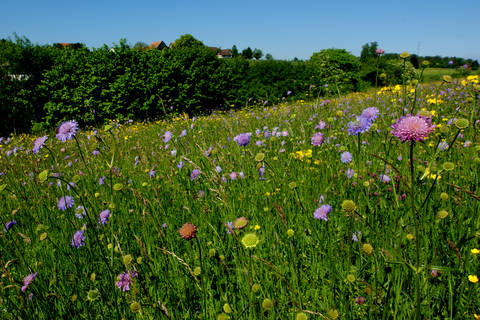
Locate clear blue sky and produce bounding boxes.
[1,0,479,61]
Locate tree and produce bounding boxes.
[241,47,253,59]
[265,53,273,60]
[133,42,148,50]
[171,34,204,49]
[253,48,263,60]
[231,45,239,57]
[360,41,378,62]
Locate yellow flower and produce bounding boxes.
[254,225,261,231]
[471,248,480,255]
[468,275,479,283]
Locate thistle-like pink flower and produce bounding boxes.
[391,115,435,142]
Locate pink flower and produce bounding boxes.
[21,272,37,292]
[391,115,435,142]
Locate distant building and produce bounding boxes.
[148,41,168,50]
[208,47,232,58]
[218,49,232,58]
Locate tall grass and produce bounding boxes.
[1,75,480,319]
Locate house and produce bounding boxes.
[208,47,232,58]
[217,49,232,58]
[148,41,168,50]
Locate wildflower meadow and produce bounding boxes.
[1,74,480,319]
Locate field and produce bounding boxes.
[1,76,480,319]
[421,68,480,83]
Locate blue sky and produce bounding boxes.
[1,0,479,61]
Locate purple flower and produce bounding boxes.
[162,131,172,143]
[180,129,187,137]
[346,168,355,178]
[311,132,324,146]
[56,120,78,142]
[75,206,86,219]
[71,230,85,248]
[448,60,453,65]
[229,172,238,180]
[314,204,331,221]
[340,151,353,164]
[225,221,234,234]
[360,107,380,123]
[177,161,184,169]
[190,169,200,180]
[379,174,391,183]
[57,196,74,210]
[215,166,222,173]
[116,270,138,292]
[391,115,435,142]
[376,48,385,55]
[21,272,37,292]
[233,133,252,147]
[149,169,155,178]
[4,220,17,233]
[352,231,361,242]
[98,210,110,225]
[259,167,266,180]
[347,117,371,135]
[99,176,105,185]
[92,150,100,155]
[32,136,47,154]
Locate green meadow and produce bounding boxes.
[1,76,480,319]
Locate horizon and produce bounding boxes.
[1,0,479,62]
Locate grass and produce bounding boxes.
[1,76,480,319]
[421,67,480,83]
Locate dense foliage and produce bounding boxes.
[1,36,478,135]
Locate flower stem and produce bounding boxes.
[410,141,421,319]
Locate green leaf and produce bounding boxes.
[0,184,6,192]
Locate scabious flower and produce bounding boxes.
[32,136,47,154]
[98,176,105,185]
[391,115,435,142]
[347,117,371,135]
[229,172,238,180]
[190,169,200,180]
[71,230,85,248]
[346,168,355,179]
[340,151,353,164]
[21,272,37,292]
[162,131,172,143]
[56,120,78,142]
[98,210,110,225]
[4,220,17,233]
[311,132,324,146]
[215,166,222,173]
[314,204,331,221]
[360,107,380,122]
[58,196,74,210]
[116,270,138,292]
[379,174,391,183]
[233,133,252,147]
[177,161,184,169]
[92,150,100,155]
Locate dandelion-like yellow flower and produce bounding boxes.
[471,248,480,255]
[468,275,479,283]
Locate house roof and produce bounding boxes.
[148,41,167,49]
[219,49,232,56]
